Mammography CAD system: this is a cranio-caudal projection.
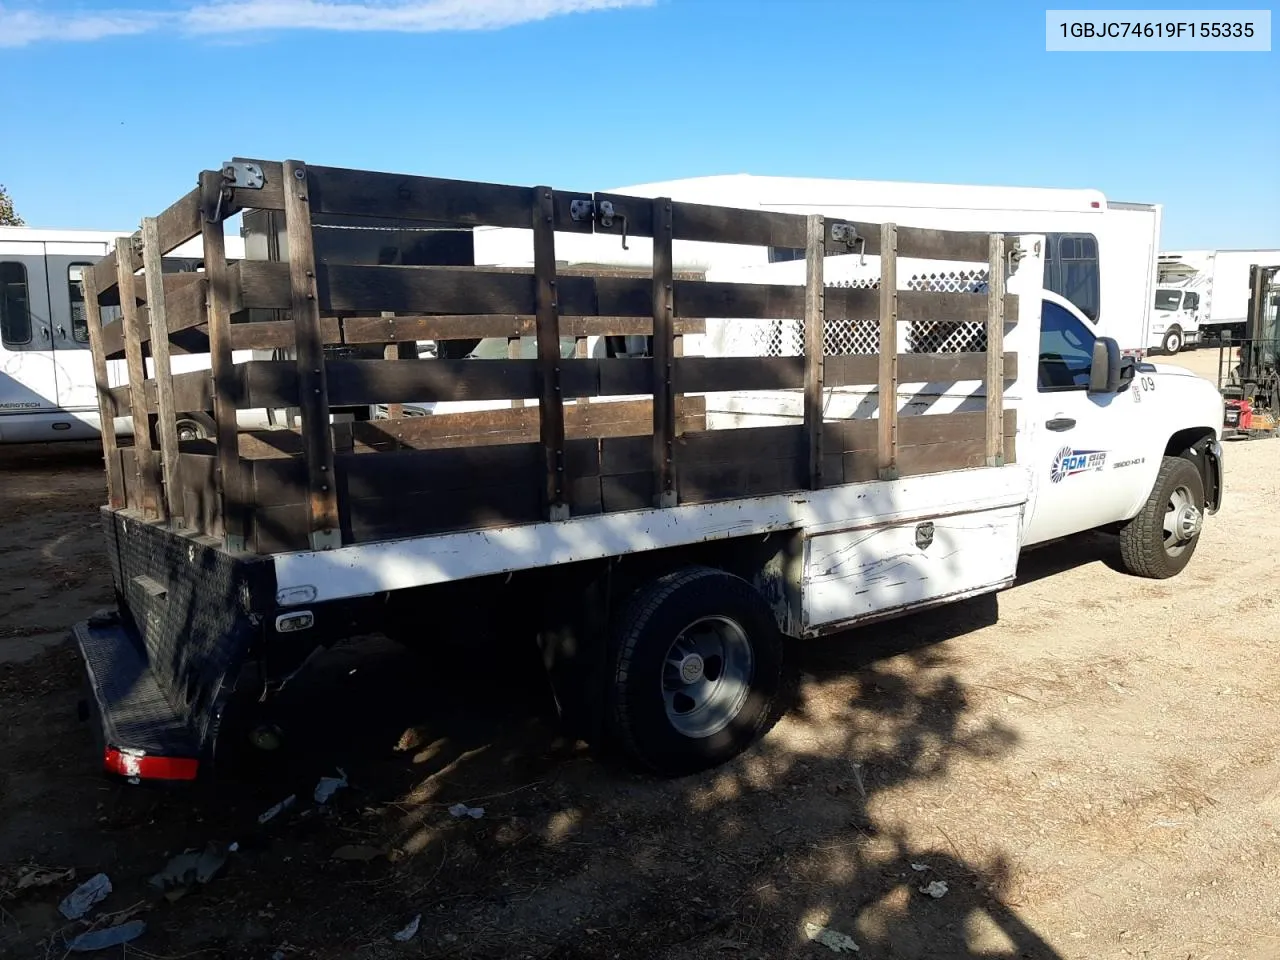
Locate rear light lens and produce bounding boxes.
[104,747,199,781]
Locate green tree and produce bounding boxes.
[0,184,23,226]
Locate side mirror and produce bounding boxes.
[1088,336,1123,393]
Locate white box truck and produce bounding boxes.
[1156,249,1280,348]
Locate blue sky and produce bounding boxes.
[0,0,1275,249]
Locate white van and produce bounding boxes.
[0,227,246,444]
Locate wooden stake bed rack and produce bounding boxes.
[82,158,1019,555]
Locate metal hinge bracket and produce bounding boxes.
[221,161,265,190]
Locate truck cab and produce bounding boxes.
[1151,286,1200,354]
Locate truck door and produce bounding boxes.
[0,245,56,418]
[1021,294,1146,546]
[46,254,104,413]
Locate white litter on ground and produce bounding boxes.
[258,794,297,824]
[314,768,349,804]
[802,921,860,953]
[392,914,421,942]
[58,873,112,920]
[920,879,950,899]
[448,803,484,819]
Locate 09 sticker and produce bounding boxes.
[1050,446,1107,483]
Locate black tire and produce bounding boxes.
[1161,326,1183,355]
[608,566,785,777]
[1118,455,1205,579]
[175,411,217,442]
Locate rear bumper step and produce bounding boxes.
[74,614,201,781]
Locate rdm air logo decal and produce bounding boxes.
[1050,446,1107,483]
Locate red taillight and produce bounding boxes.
[104,747,199,781]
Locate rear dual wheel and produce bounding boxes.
[607,566,786,777]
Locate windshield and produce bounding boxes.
[1154,290,1182,312]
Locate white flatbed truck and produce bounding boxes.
[70,159,1224,782]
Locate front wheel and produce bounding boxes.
[1118,455,1206,578]
[1161,326,1183,355]
[608,566,785,777]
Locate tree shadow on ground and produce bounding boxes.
[5,591,1067,960]
[123,591,1065,960]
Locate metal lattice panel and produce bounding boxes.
[740,268,992,358]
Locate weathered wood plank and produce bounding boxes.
[102,277,209,359]
[304,164,593,232]
[533,186,568,519]
[99,271,203,307]
[88,250,119,304]
[331,397,706,452]
[592,193,808,249]
[228,158,286,212]
[228,316,342,351]
[673,356,804,393]
[804,214,825,489]
[201,170,247,549]
[986,234,1006,466]
[824,410,1018,454]
[283,159,341,549]
[652,197,677,507]
[81,261,125,507]
[116,239,163,518]
[178,453,220,538]
[825,351,1019,387]
[837,433,1019,484]
[339,313,704,344]
[877,223,898,480]
[141,216,184,525]
[153,187,203,256]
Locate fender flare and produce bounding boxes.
[1200,438,1223,514]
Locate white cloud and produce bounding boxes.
[0,0,653,47]
[0,7,164,46]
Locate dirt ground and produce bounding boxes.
[2,359,1278,960]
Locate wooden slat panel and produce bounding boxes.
[986,234,1007,466]
[878,223,898,480]
[305,164,594,232]
[201,170,248,549]
[674,356,804,393]
[141,215,184,525]
[116,240,163,518]
[804,214,825,489]
[283,159,341,549]
[825,351,1019,387]
[651,197,676,507]
[680,456,807,503]
[81,261,125,507]
[826,288,1020,326]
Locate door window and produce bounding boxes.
[1,261,32,346]
[1038,300,1096,391]
[68,263,93,344]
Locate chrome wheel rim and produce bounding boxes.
[1163,483,1201,557]
[176,419,204,442]
[661,616,754,739]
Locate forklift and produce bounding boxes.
[1219,264,1280,439]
